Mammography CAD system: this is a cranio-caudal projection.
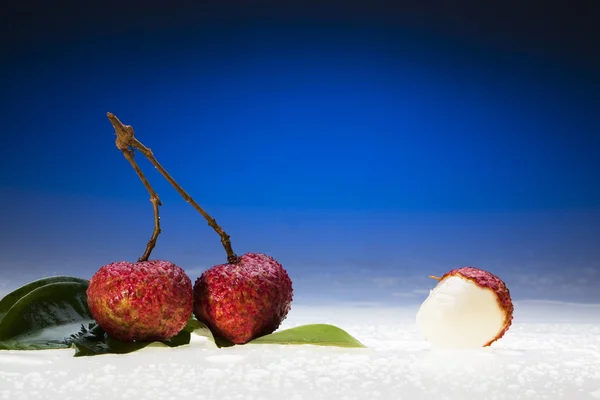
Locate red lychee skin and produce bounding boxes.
[441,266,514,346]
[193,252,293,344]
[87,260,193,342]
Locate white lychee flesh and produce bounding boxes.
[416,275,506,348]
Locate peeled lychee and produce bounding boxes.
[416,266,513,348]
[193,252,293,344]
[87,260,193,342]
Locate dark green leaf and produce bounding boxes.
[71,325,149,357]
[248,324,366,348]
[181,317,203,333]
[71,317,200,357]
[0,276,89,322]
[161,331,192,348]
[213,335,235,348]
[0,281,92,350]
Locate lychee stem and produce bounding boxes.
[106,113,240,264]
[429,275,442,281]
[107,113,162,262]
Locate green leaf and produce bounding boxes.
[0,277,368,354]
[70,316,200,357]
[70,325,147,357]
[248,324,366,348]
[0,276,89,322]
[181,317,203,333]
[0,281,92,350]
[213,335,235,348]
[180,317,238,347]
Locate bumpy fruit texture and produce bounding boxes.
[416,267,514,348]
[87,260,193,342]
[193,252,293,344]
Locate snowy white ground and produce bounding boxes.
[1,300,600,400]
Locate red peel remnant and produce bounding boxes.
[193,253,293,344]
[440,267,514,346]
[87,260,193,342]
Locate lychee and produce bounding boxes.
[87,260,193,342]
[193,252,293,344]
[416,266,513,348]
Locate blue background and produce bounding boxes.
[1,6,599,304]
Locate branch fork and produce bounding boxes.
[106,112,239,264]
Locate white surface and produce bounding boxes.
[1,300,600,400]
[416,275,506,348]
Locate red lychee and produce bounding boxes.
[193,252,293,344]
[416,266,514,348]
[87,260,193,342]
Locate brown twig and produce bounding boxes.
[106,112,240,264]
[107,113,162,262]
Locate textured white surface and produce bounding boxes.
[1,300,600,400]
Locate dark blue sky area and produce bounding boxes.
[2,25,598,212]
[1,4,599,303]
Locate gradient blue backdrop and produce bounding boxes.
[1,19,599,304]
